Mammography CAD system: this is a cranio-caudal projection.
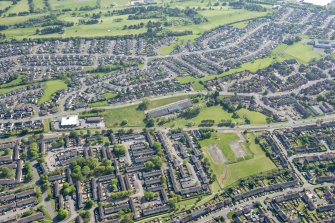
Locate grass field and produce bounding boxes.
[49,0,97,10]
[163,103,268,128]
[32,0,45,11]
[236,108,267,124]
[200,132,241,162]
[202,133,276,187]
[2,14,150,40]
[38,80,67,105]
[0,1,12,10]
[232,21,249,29]
[7,0,29,13]
[223,133,277,186]
[167,8,269,35]
[272,42,322,64]
[1,5,269,41]
[0,85,27,95]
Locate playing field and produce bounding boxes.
[224,133,276,186]
[202,133,276,187]
[200,132,242,162]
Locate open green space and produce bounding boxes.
[202,133,276,188]
[232,21,249,29]
[49,0,97,11]
[0,85,27,95]
[272,42,322,64]
[163,103,268,128]
[38,80,67,105]
[167,8,269,35]
[200,132,241,162]
[32,0,46,11]
[0,75,24,89]
[7,0,29,13]
[1,4,269,41]
[0,1,12,10]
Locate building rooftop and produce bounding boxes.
[61,115,79,126]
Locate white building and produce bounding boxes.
[60,115,79,128]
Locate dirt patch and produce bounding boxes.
[208,144,227,164]
[229,141,246,158]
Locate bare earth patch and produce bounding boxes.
[229,141,246,158]
[208,144,227,164]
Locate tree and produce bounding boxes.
[111,178,118,191]
[82,166,91,176]
[144,191,159,201]
[144,161,155,171]
[57,209,69,220]
[153,142,163,156]
[85,200,94,209]
[80,210,90,221]
[114,144,126,157]
[144,115,155,127]
[62,182,76,196]
[152,156,162,168]
[137,99,149,111]
[0,167,14,179]
[182,107,200,119]
[28,142,39,160]
[69,130,78,138]
[110,190,132,199]
[24,162,34,182]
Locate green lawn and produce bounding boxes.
[38,80,67,105]
[232,21,249,29]
[89,101,109,107]
[236,108,267,124]
[200,132,241,162]
[202,133,276,188]
[33,0,45,11]
[0,75,24,89]
[163,104,268,128]
[167,8,269,35]
[49,0,97,10]
[1,5,269,41]
[6,0,29,13]
[224,133,276,186]
[0,1,12,10]
[272,42,322,64]
[0,85,27,95]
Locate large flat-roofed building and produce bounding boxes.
[314,39,334,49]
[146,99,193,118]
[60,115,79,128]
